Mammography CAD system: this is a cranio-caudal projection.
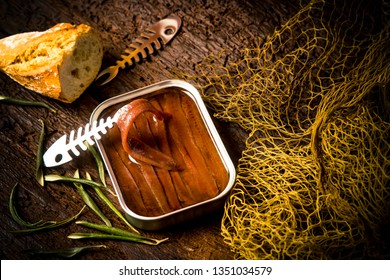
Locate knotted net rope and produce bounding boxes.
[187,0,390,259]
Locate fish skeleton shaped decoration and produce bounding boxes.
[96,15,182,85]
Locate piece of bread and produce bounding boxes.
[0,23,103,103]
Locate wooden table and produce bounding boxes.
[0,0,299,260]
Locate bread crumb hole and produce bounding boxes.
[71,68,79,78]
[85,66,91,72]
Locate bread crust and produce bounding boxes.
[0,23,103,103]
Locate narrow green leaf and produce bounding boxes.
[36,119,45,187]
[85,172,139,234]
[9,183,46,228]
[86,142,107,188]
[44,174,105,189]
[76,220,141,239]
[23,245,107,258]
[11,206,86,234]
[75,220,167,245]
[0,95,56,112]
[73,170,111,226]
[68,232,168,246]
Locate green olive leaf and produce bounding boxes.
[69,232,168,246]
[23,245,107,258]
[9,183,46,228]
[10,205,86,234]
[74,220,166,245]
[0,95,56,112]
[44,174,105,189]
[73,170,111,227]
[85,172,139,233]
[86,142,107,188]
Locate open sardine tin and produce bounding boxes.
[90,80,236,230]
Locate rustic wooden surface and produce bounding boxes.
[0,0,299,259]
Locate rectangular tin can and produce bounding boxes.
[90,80,236,230]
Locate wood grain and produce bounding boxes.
[0,0,299,259]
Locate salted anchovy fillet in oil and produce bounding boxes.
[116,99,176,170]
[158,93,220,200]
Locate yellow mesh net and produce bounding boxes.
[186,0,390,259]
